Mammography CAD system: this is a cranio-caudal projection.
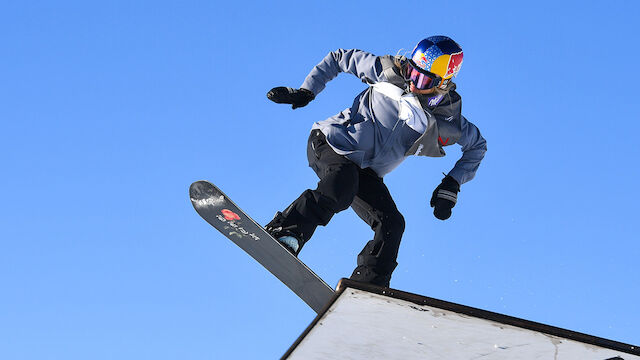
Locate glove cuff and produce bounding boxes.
[436,189,458,204]
[441,175,460,193]
[300,88,316,100]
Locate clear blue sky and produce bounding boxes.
[1,1,639,359]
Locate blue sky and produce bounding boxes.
[1,1,639,359]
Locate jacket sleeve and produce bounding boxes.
[447,116,487,185]
[300,49,387,96]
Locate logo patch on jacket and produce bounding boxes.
[438,136,450,146]
[427,94,444,107]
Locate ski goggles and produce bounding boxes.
[406,60,442,90]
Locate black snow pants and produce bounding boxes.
[272,130,405,286]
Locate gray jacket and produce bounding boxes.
[301,49,486,185]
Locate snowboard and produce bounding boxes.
[189,180,335,313]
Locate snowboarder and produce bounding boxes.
[265,36,487,287]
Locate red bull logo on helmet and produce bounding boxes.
[446,52,463,78]
[412,46,444,72]
[412,51,428,69]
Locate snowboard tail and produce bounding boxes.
[189,180,335,313]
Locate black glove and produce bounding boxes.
[267,87,315,109]
[430,175,460,220]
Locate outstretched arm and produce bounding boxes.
[267,49,386,109]
[300,49,386,96]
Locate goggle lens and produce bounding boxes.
[406,63,439,90]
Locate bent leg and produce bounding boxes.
[350,168,405,287]
[266,130,360,244]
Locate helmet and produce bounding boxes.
[407,36,463,90]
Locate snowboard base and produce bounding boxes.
[189,180,335,313]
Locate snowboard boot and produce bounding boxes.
[265,212,305,256]
[349,265,392,288]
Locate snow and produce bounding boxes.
[286,288,638,360]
